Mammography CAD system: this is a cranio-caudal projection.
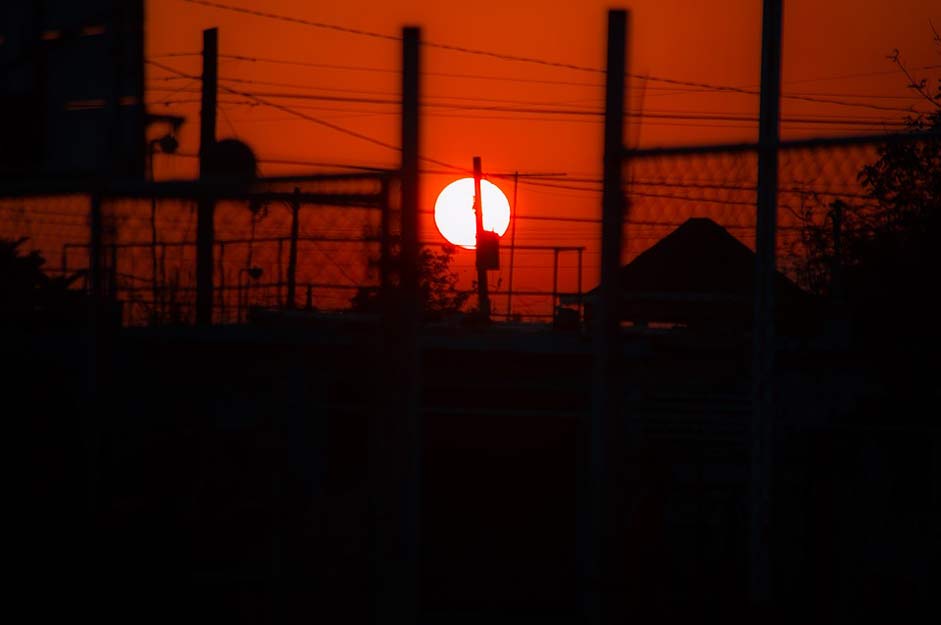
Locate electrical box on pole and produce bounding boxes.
[477,231,500,270]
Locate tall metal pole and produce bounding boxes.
[401,32,420,326]
[372,25,422,625]
[581,10,628,625]
[286,187,300,309]
[196,27,218,326]
[473,156,491,320]
[398,25,421,625]
[506,171,519,320]
[751,0,782,610]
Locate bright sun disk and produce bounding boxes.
[433,178,511,249]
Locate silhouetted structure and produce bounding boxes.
[0,0,146,180]
[585,218,816,334]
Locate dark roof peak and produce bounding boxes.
[611,217,804,299]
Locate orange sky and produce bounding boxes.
[144,0,940,314]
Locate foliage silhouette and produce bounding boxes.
[794,56,939,340]
[350,242,470,320]
[1,237,83,325]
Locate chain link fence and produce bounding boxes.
[622,132,936,303]
[1,173,393,326]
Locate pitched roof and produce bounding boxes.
[609,217,805,301]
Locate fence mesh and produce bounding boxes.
[2,133,935,327]
[0,174,390,326]
[623,134,932,298]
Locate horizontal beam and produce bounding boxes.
[0,176,392,204]
[623,130,939,159]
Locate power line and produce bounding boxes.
[172,1,934,116]
[180,0,603,73]
[150,77,597,108]
[149,53,931,117]
[181,0,400,43]
[147,74,923,114]
[147,59,472,175]
[144,83,909,126]
[156,51,939,97]
[148,59,403,153]
[169,150,395,172]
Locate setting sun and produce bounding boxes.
[434,178,511,249]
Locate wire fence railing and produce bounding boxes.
[620,132,937,317]
[1,131,936,329]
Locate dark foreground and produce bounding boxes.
[13,317,939,624]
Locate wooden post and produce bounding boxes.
[473,156,490,320]
[196,27,218,326]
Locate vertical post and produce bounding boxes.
[218,242,226,322]
[196,27,218,326]
[752,0,782,610]
[400,33,420,321]
[473,156,490,320]
[372,25,422,625]
[276,239,283,307]
[85,192,104,566]
[379,176,392,297]
[506,171,519,320]
[578,248,584,321]
[89,194,104,299]
[398,25,422,625]
[110,242,118,301]
[552,248,559,324]
[830,200,843,301]
[149,143,160,324]
[582,10,628,625]
[237,270,242,324]
[287,187,300,310]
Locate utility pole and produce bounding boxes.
[286,187,300,309]
[196,27,218,326]
[473,156,491,320]
[751,0,782,611]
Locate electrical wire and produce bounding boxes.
[173,1,935,116]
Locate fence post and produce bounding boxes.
[751,0,783,610]
[286,187,300,309]
[372,25,422,625]
[581,9,628,625]
[196,27,218,326]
